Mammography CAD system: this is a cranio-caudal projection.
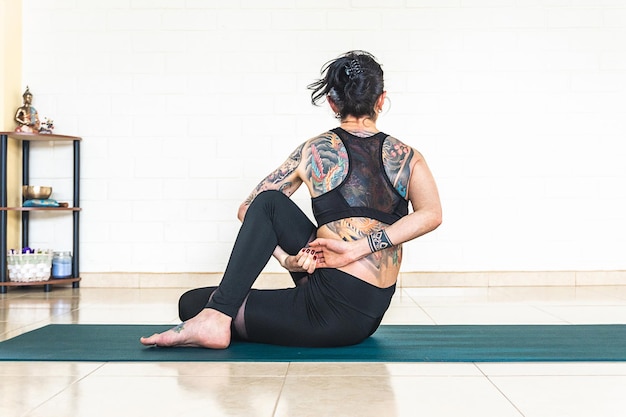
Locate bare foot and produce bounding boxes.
[140,308,232,349]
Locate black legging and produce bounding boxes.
[180,190,395,347]
[206,190,316,317]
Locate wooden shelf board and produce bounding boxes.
[0,277,81,287]
[0,132,81,141]
[0,207,80,211]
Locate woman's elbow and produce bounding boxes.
[429,209,443,232]
[237,204,247,222]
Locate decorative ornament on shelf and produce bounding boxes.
[39,117,54,134]
[14,86,40,133]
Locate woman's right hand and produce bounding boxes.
[308,237,366,269]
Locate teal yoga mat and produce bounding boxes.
[1,324,625,362]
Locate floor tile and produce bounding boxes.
[536,305,626,324]
[381,305,435,324]
[287,362,483,377]
[0,375,89,417]
[50,305,178,324]
[275,375,522,417]
[404,287,514,305]
[422,304,566,324]
[499,286,626,306]
[477,362,626,377]
[388,289,420,307]
[93,361,289,377]
[491,375,626,417]
[1,320,54,342]
[27,375,284,417]
[0,362,102,377]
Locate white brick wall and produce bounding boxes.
[20,0,626,273]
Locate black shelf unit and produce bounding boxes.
[1,132,81,293]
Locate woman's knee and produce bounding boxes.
[248,190,288,213]
[246,190,299,225]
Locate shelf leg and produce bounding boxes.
[1,134,8,291]
[73,140,80,286]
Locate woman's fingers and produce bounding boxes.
[298,248,319,273]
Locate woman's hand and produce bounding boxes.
[280,248,318,274]
[308,237,366,269]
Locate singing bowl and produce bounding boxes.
[23,185,53,200]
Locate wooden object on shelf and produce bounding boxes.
[0,132,82,293]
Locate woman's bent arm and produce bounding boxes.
[237,144,305,221]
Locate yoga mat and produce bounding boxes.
[1,324,625,362]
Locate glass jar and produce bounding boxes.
[52,251,72,278]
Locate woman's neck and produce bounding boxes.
[340,116,379,137]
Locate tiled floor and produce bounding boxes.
[2,285,626,416]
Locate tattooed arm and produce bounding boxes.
[237,144,305,221]
[236,141,322,273]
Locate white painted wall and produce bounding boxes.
[19,0,626,274]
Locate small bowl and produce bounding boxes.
[23,185,53,200]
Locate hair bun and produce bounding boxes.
[308,50,384,120]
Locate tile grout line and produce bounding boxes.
[271,361,291,417]
[24,362,108,416]
[403,289,440,325]
[476,363,527,417]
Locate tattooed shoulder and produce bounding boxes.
[383,136,415,199]
[305,132,348,195]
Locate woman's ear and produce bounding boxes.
[327,95,340,115]
[376,91,387,113]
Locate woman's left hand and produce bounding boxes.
[308,238,359,269]
[281,248,319,274]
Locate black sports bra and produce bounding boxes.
[311,128,409,227]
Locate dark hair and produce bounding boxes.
[307,50,384,120]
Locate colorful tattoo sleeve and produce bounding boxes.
[242,143,304,207]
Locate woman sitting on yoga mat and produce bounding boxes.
[140,50,442,349]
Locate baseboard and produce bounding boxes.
[399,271,626,287]
[79,271,626,288]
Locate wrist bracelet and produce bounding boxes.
[367,230,394,253]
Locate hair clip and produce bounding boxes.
[345,59,363,80]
